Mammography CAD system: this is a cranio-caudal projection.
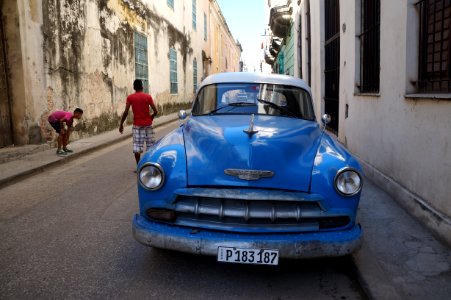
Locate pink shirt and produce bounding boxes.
[48,111,74,126]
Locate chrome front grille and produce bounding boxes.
[172,196,349,233]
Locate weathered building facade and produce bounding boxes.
[264,0,300,77]
[264,0,451,245]
[0,0,241,146]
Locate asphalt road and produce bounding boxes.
[0,121,367,300]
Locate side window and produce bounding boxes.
[193,85,217,114]
[134,32,149,93]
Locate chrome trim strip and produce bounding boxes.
[224,169,275,181]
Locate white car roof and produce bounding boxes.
[199,72,312,94]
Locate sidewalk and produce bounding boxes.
[0,112,180,189]
[353,179,451,299]
[0,113,450,300]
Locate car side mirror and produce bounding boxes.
[178,110,187,120]
[321,114,331,131]
[321,114,331,125]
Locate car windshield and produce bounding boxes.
[192,83,315,120]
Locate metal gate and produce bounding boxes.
[324,0,340,133]
[0,13,13,147]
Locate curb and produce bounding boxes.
[0,115,179,190]
[351,245,403,300]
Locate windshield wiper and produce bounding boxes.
[256,99,297,118]
[207,102,256,115]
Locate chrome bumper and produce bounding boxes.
[132,214,362,259]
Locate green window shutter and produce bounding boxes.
[134,32,149,93]
[170,48,178,94]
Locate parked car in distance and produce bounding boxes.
[133,72,363,265]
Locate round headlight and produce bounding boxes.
[334,168,362,196]
[139,163,164,190]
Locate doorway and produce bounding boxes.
[324,0,340,133]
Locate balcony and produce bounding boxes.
[269,4,292,38]
[271,37,283,51]
[269,47,278,57]
[264,50,275,65]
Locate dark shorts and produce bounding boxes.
[49,121,61,133]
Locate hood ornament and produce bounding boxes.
[225,169,274,181]
[243,114,258,136]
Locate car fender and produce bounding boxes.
[137,127,187,212]
[310,133,363,217]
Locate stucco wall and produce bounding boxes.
[209,0,241,74]
[303,0,450,242]
[339,0,451,219]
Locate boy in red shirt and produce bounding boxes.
[119,80,158,164]
[48,108,83,155]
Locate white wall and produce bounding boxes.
[303,0,451,243]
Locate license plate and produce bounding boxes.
[217,247,279,265]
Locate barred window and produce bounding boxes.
[192,0,197,30]
[417,0,451,92]
[170,48,178,94]
[134,32,149,93]
[359,0,380,93]
[167,0,174,10]
[193,58,198,93]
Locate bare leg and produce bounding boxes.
[57,133,63,150]
[63,128,71,149]
[134,152,141,165]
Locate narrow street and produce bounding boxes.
[0,122,366,300]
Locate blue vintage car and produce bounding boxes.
[133,72,363,265]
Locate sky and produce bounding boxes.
[216,0,266,72]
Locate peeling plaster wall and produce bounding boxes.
[6,0,239,145]
[1,1,29,145]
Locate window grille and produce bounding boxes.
[134,32,149,93]
[193,58,198,93]
[359,0,380,93]
[192,0,197,30]
[417,0,451,93]
[167,0,174,9]
[170,48,178,94]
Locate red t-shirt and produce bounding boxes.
[126,92,155,126]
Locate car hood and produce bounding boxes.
[183,115,322,192]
